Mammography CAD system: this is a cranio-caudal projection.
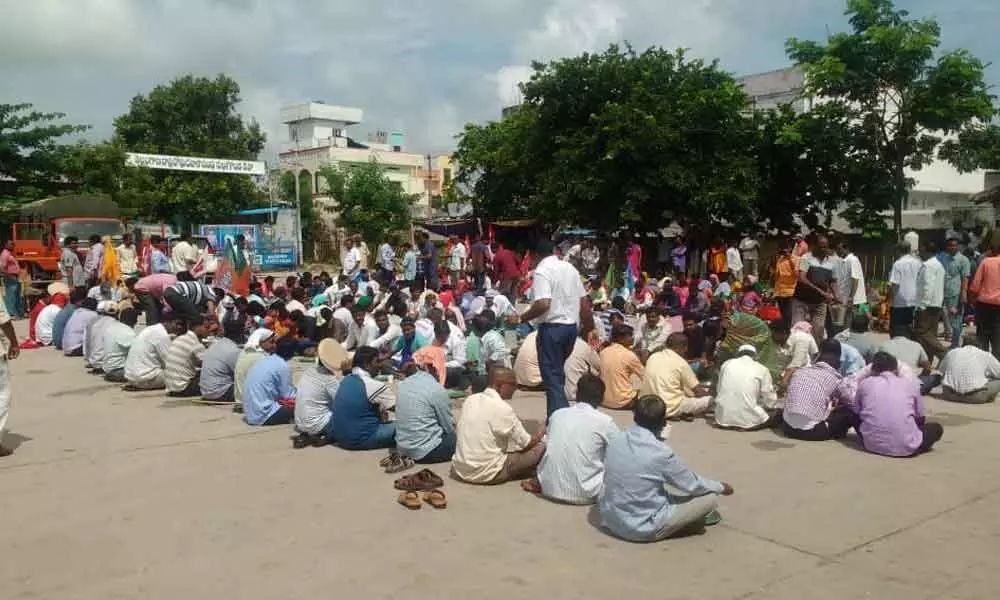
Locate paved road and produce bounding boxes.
[1,322,997,599]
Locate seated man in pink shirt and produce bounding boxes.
[838,351,944,457]
[128,273,177,325]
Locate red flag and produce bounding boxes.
[488,224,495,243]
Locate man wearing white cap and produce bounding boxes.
[83,301,119,372]
[714,344,780,430]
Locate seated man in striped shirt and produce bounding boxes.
[164,314,214,397]
[528,374,619,504]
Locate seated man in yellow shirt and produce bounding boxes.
[600,324,644,409]
[640,333,712,420]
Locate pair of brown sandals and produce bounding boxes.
[394,468,447,510]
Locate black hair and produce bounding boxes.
[88,234,101,245]
[353,346,379,369]
[223,319,246,343]
[340,294,355,307]
[428,307,444,321]
[69,286,88,304]
[80,298,98,311]
[576,374,605,407]
[119,308,140,328]
[611,296,626,311]
[817,339,842,370]
[274,336,298,360]
[176,271,194,282]
[433,320,450,340]
[634,395,667,431]
[870,351,898,375]
[769,321,790,335]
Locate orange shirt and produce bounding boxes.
[708,247,727,274]
[774,255,799,299]
[971,255,1000,306]
[600,343,644,409]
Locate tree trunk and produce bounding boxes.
[893,163,906,241]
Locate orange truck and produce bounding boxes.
[12,195,125,280]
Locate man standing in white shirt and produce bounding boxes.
[913,241,948,362]
[448,235,467,288]
[834,241,867,335]
[170,233,198,274]
[116,233,139,277]
[377,239,395,285]
[517,240,591,417]
[888,242,924,338]
[739,236,759,277]
[530,374,619,504]
[342,239,361,279]
[714,345,779,430]
[725,242,743,281]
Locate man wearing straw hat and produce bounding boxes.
[292,338,347,448]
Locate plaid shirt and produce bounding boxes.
[783,362,843,422]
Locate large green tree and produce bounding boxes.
[0,103,88,202]
[317,160,414,248]
[787,0,998,235]
[456,44,767,235]
[114,74,266,228]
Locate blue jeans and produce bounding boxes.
[537,322,578,417]
[3,276,21,318]
[328,421,396,450]
[416,430,456,463]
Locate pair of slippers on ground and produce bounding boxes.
[388,462,447,510]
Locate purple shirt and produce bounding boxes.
[62,308,99,355]
[855,372,925,457]
[671,244,687,270]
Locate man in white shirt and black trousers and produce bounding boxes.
[516,239,591,418]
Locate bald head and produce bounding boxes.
[489,367,518,400]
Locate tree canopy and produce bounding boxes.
[114,74,266,229]
[0,103,88,202]
[787,0,998,234]
[317,160,415,248]
[456,44,766,235]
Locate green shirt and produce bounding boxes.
[941,252,970,303]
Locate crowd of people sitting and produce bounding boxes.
[7,226,1000,543]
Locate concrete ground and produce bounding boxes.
[2,322,998,600]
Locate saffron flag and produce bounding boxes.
[214,237,251,296]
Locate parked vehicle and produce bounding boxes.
[12,195,124,280]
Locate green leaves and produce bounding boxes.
[0,103,88,200]
[321,160,414,248]
[113,74,266,230]
[787,0,997,234]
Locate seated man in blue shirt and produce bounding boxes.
[330,347,396,450]
[242,336,297,426]
[599,395,734,542]
[395,362,456,464]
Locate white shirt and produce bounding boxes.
[332,307,353,329]
[530,255,586,325]
[449,242,466,271]
[101,320,137,372]
[537,403,619,504]
[343,247,361,277]
[285,299,307,315]
[344,315,379,351]
[453,388,533,483]
[842,253,867,306]
[443,321,467,368]
[513,331,541,387]
[889,254,924,308]
[565,338,601,401]
[378,243,395,271]
[940,346,1000,394]
[726,247,743,272]
[786,330,818,370]
[36,304,61,345]
[917,256,946,309]
[365,323,402,351]
[294,365,341,435]
[633,318,671,353]
[714,355,778,429]
[170,240,198,273]
[117,244,138,274]
[124,323,172,383]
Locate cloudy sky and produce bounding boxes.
[2,0,997,160]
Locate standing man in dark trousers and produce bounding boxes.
[516,240,591,418]
[970,242,1000,357]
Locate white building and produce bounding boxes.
[739,66,1000,230]
[277,102,451,220]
